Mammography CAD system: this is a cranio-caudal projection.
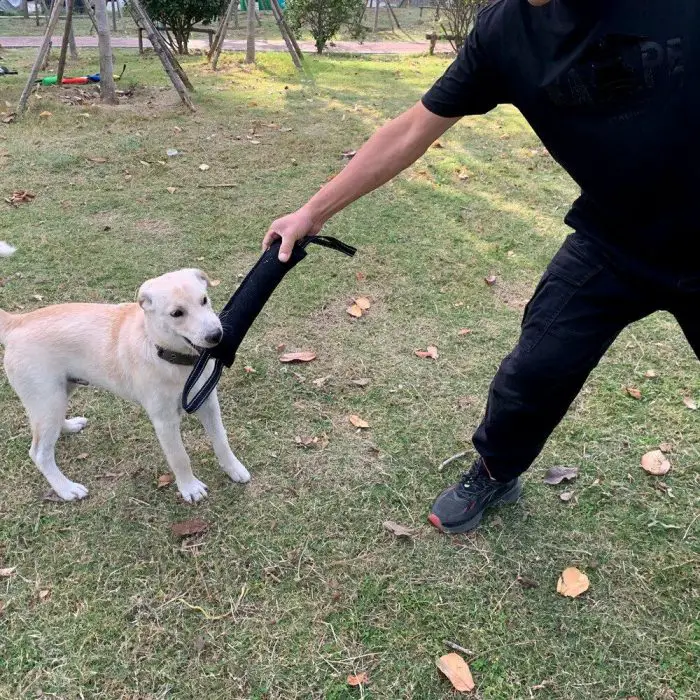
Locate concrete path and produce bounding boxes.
[0,34,455,55]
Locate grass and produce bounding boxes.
[0,7,444,44]
[0,48,699,700]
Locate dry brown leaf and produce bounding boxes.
[356,271,366,281]
[484,274,498,286]
[383,520,414,538]
[415,345,439,360]
[543,466,578,485]
[625,386,642,400]
[641,450,671,476]
[682,396,697,410]
[431,141,444,149]
[198,163,210,171]
[208,279,221,287]
[351,378,371,387]
[39,111,52,118]
[355,297,371,310]
[347,672,368,686]
[556,567,589,598]
[644,369,658,378]
[457,168,472,181]
[295,435,319,448]
[88,156,107,163]
[157,473,174,489]
[341,149,357,159]
[516,575,539,589]
[313,375,331,387]
[346,304,363,318]
[171,519,209,538]
[436,653,475,693]
[349,415,369,429]
[1,113,16,124]
[32,294,43,301]
[76,453,89,460]
[458,328,472,336]
[279,351,316,363]
[559,490,575,502]
[276,343,286,353]
[659,442,673,453]
[0,567,16,578]
[167,187,177,194]
[38,589,51,602]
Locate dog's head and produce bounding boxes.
[137,269,223,352]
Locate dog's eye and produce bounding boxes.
[170,309,185,318]
[201,297,208,306]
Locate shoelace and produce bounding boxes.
[459,469,490,494]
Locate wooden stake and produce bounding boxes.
[386,0,402,30]
[82,0,99,33]
[34,0,40,26]
[56,0,75,85]
[209,0,236,68]
[17,0,64,115]
[21,0,29,19]
[68,23,79,60]
[128,0,195,111]
[373,0,380,32]
[111,0,117,32]
[271,0,302,61]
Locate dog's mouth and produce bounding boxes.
[183,337,206,353]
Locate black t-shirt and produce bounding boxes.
[422,0,700,268]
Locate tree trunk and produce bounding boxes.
[21,0,29,19]
[94,0,118,104]
[245,0,255,63]
[69,23,79,59]
[111,0,117,31]
[56,0,75,84]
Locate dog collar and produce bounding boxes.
[156,346,199,366]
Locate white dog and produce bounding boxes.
[0,258,250,503]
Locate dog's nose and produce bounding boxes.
[206,329,223,345]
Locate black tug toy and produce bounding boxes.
[182,235,357,414]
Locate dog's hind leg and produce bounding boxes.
[196,391,250,484]
[24,390,89,501]
[62,381,88,434]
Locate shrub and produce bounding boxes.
[285,0,365,54]
[140,0,223,54]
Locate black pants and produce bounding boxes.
[473,233,700,482]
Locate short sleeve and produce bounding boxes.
[422,17,506,118]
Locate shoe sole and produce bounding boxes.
[427,479,523,534]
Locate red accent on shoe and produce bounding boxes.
[428,513,444,531]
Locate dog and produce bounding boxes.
[0,259,250,503]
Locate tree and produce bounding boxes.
[434,0,488,51]
[141,0,223,54]
[285,0,365,54]
[94,0,118,103]
[245,0,255,63]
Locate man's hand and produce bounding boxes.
[263,207,322,263]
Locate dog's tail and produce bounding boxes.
[0,242,17,344]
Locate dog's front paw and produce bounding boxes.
[53,480,90,501]
[223,463,251,484]
[178,478,209,503]
[64,417,88,434]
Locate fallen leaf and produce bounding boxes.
[556,567,589,597]
[356,271,366,281]
[38,589,51,602]
[458,328,472,336]
[484,274,498,286]
[250,140,261,145]
[641,450,671,476]
[88,156,107,163]
[383,520,413,538]
[76,453,88,460]
[415,345,439,360]
[543,466,579,485]
[171,519,209,537]
[355,297,371,310]
[347,672,368,686]
[683,396,697,410]
[157,473,174,488]
[295,435,319,448]
[457,168,472,181]
[198,163,210,171]
[341,149,357,159]
[431,141,444,149]
[559,490,575,502]
[312,375,331,387]
[166,148,179,157]
[0,567,16,578]
[346,303,363,318]
[244,366,256,373]
[626,386,642,400]
[167,186,177,194]
[276,343,286,353]
[32,294,43,301]
[351,378,371,387]
[173,126,183,133]
[39,111,52,118]
[516,575,539,589]
[2,113,16,124]
[436,653,475,693]
[6,190,35,206]
[644,369,658,378]
[349,415,369,429]
[279,351,316,363]
[210,279,221,287]
[659,442,673,453]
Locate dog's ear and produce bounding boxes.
[137,282,153,310]
[193,269,212,288]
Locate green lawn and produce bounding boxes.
[0,49,698,699]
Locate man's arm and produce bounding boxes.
[263,101,460,262]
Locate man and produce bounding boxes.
[263,0,699,533]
